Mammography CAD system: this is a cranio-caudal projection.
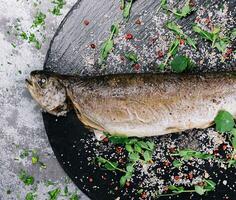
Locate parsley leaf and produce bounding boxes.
[100,24,119,62]
[48,188,61,200]
[167,0,195,18]
[123,0,134,19]
[25,192,36,200]
[193,25,229,52]
[51,0,66,16]
[214,110,235,133]
[171,55,194,73]
[125,52,138,63]
[19,170,34,186]
[32,12,46,28]
[166,21,196,49]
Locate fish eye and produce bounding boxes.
[37,78,46,88]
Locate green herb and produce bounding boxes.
[100,24,119,62]
[170,0,195,18]
[51,0,66,16]
[214,111,235,133]
[25,192,36,200]
[166,21,196,49]
[160,39,179,70]
[97,157,126,173]
[32,12,46,28]
[160,0,167,9]
[64,186,69,196]
[31,150,39,164]
[170,55,194,73]
[171,149,213,160]
[123,0,134,19]
[20,149,30,159]
[172,160,183,168]
[158,179,216,197]
[29,33,41,50]
[20,32,28,40]
[125,52,138,64]
[70,193,79,200]
[45,180,55,187]
[193,25,229,52]
[48,188,61,200]
[231,28,236,39]
[97,137,155,187]
[19,170,34,185]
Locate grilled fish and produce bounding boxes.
[26,70,236,137]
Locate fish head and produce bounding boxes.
[26,70,69,116]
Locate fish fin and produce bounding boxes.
[73,104,105,131]
[93,130,106,141]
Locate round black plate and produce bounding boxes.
[43,0,236,199]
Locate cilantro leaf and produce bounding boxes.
[48,188,61,200]
[123,0,133,19]
[171,55,194,73]
[19,170,34,186]
[100,24,119,62]
[167,1,195,18]
[195,185,205,195]
[32,12,46,28]
[214,110,235,133]
[125,52,138,63]
[172,160,183,168]
[25,192,36,200]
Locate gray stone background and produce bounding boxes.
[0,0,88,199]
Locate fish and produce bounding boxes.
[26,70,236,137]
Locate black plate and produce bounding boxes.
[43,0,236,199]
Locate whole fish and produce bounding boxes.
[26,70,236,137]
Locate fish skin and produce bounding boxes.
[26,71,236,137]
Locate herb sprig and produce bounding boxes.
[100,24,119,63]
[166,21,197,49]
[122,0,134,20]
[193,25,230,53]
[167,0,195,19]
[97,134,155,187]
[157,179,216,197]
[171,55,195,73]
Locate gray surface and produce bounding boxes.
[0,0,88,199]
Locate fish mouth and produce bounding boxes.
[25,78,33,87]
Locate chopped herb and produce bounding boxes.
[32,12,46,28]
[125,52,138,64]
[25,192,36,200]
[48,188,61,200]
[20,149,30,159]
[160,39,179,70]
[166,21,196,49]
[70,193,79,200]
[158,179,215,197]
[170,0,195,18]
[51,0,66,16]
[171,149,213,160]
[170,55,194,73]
[32,156,39,164]
[214,110,235,133]
[193,25,230,52]
[100,24,119,62]
[157,0,168,13]
[20,32,28,40]
[97,157,126,173]
[19,170,34,186]
[29,33,41,50]
[97,135,155,186]
[123,0,134,20]
[172,160,183,168]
